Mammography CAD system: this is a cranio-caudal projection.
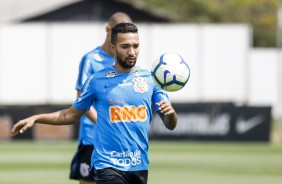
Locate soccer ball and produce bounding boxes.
[151,53,190,92]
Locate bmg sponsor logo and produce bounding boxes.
[109,105,147,123]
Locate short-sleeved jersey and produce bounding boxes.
[73,66,169,171]
[75,46,114,145]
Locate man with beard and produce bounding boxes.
[70,12,132,184]
[10,23,177,184]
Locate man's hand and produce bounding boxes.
[156,100,177,130]
[10,117,36,136]
[156,101,175,116]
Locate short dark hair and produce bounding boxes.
[111,23,138,44]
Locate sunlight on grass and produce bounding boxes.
[0,141,282,184]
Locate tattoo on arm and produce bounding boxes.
[62,111,67,121]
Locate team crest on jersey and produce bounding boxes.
[133,77,148,93]
[105,70,117,78]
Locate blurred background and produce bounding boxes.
[0,0,282,184]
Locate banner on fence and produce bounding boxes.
[0,103,272,142]
[149,103,272,142]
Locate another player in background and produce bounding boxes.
[10,22,177,184]
[70,12,132,184]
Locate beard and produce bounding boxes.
[116,52,137,69]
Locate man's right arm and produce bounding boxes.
[10,106,85,136]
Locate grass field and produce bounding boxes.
[0,141,282,184]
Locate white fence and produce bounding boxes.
[0,23,281,117]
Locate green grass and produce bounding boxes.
[149,141,282,184]
[0,141,282,184]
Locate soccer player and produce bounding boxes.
[70,12,132,184]
[10,22,177,184]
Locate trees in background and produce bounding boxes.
[141,0,279,47]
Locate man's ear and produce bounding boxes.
[106,24,111,33]
[108,43,116,56]
[109,43,115,51]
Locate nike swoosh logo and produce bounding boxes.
[235,115,264,134]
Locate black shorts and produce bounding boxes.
[95,167,148,184]
[69,143,95,182]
